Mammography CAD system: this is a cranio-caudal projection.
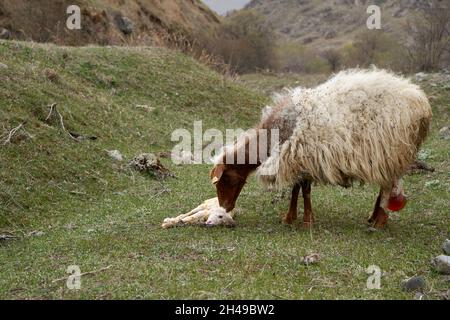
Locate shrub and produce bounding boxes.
[205,10,278,73]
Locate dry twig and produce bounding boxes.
[45,103,79,141]
[52,265,113,283]
[2,122,26,145]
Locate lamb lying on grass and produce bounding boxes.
[162,197,235,228]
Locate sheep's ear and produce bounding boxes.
[210,165,225,185]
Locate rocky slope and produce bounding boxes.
[245,0,438,49]
[0,0,220,45]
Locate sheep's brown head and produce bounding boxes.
[210,163,249,212]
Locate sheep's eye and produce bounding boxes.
[218,215,223,219]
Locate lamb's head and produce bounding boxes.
[206,206,235,227]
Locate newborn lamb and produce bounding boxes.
[162,197,235,228]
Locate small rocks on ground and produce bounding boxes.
[28,230,45,237]
[414,72,427,81]
[414,292,426,300]
[443,239,450,255]
[417,149,430,161]
[135,104,155,112]
[301,253,321,265]
[0,28,11,39]
[128,153,175,179]
[0,233,17,241]
[431,255,450,275]
[401,276,427,292]
[439,126,450,140]
[0,62,8,69]
[106,149,123,162]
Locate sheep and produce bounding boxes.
[210,68,432,228]
[162,197,235,228]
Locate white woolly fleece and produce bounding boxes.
[256,68,432,189]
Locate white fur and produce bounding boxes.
[256,68,432,189]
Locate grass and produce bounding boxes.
[0,41,449,299]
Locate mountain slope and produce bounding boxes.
[245,0,433,49]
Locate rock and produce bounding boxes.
[414,292,426,300]
[439,126,450,140]
[106,149,123,162]
[135,104,155,112]
[129,153,175,179]
[301,253,321,265]
[402,276,427,292]
[442,290,450,300]
[0,62,8,69]
[0,27,11,39]
[28,230,45,237]
[115,15,134,35]
[415,72,427,81]
[431,255,450,275]
[443,240,450,255]
[417,149,430,161]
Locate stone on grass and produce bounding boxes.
[106,149,123,162]
[431,255,450,275]
[0,62,8,69]
[443,239,450,255]
[401,276,427,292]
[439,126,450,140]
[129,153,174,179]
[0,28,11,39]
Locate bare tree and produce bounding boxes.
[322,49,342,72]
[404,1,450,72]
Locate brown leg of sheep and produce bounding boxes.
[368,190,389,228]
[282,183,301,225]
[301,180,314,228]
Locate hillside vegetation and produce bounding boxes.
[0,0,220,45]
[0,41,449,299]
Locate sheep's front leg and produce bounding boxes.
[301,180,314,228]
[368,188,389,228]
[282,183,301,225]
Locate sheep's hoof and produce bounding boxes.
[371,210,389,229]
[282,213,297,225]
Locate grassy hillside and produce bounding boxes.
[0,41,449,299]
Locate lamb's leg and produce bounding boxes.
[368,189,389,228]
[301,180,314,228]
[282,183,301,224]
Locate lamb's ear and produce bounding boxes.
[210,165,225,185]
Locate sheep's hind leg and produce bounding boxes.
[301,180,314,228]
[282,183,300,225]
[368,189,389,228]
